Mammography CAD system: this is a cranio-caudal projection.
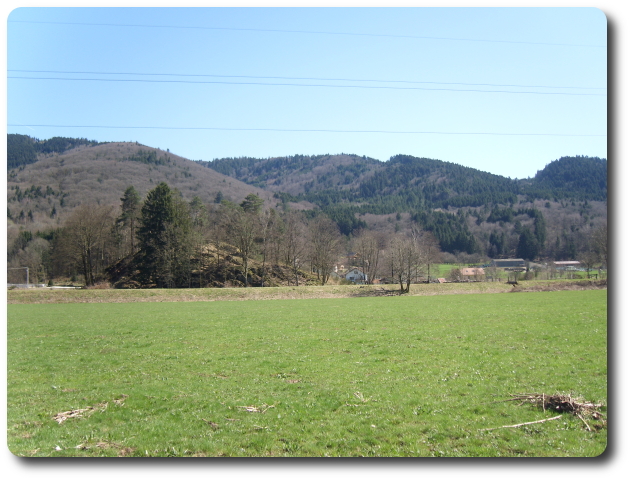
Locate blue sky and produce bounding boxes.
[6,6,607,179]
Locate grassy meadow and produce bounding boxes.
[7,289,607,457]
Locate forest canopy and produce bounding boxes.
[7,134,105,170]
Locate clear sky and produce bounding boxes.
[6,6,607,180]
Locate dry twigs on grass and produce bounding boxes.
[74,440,122,450]
[113,394,128,405]
[344,391,373,407]
[481,415,563,431]
[485,393,606,432]
[237,403,275,413]
[202,419,219,429]
[53,403,108,425]
[52,395,128,425]
[354,391,371,403]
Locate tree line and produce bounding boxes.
[8,179,607,289]
[9,182,452,292]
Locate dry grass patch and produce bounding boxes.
[8,278,606,305]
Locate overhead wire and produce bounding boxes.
[8,18,606,137]
[7,124,606,137]
[8,19,607,48]
[8,69,606,91]
[8,76,606,96]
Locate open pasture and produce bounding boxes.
[7,289,607,457]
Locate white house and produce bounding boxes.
[345,268,367,284]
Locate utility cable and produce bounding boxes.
[8,20,607,48]
[8,76,606,96]
[8,69,606,91]
[8,124,607,137]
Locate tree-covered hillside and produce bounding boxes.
[7,134,105,170]
[522,156,608,201]
[204,152,607,258]
[7,135,608,280]
[206,153,607,209]
[199,153,381,194]
[7,134,38,170]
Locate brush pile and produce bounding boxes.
[507,393,606,431]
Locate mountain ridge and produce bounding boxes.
[7,134,607,264]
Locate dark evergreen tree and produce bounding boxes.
[517,228,539,261]
[136,182,175,286]
[240,193,264,213]
[160,194,193,288]
[118,186,141,257]
[533,210,547,251]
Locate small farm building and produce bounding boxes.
[491,258,525,268]
[461,267,485,279]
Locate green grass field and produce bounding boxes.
[7,289,607,457]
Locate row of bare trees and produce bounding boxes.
[16,182,447,290]
[386,228,442,293]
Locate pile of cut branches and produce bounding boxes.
[504,393,606,431]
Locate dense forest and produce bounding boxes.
[7,134,104,170]
[7,135,608,288]
[204,152,607,206]
[202,152,606,259]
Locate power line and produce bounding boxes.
[8,69,606,91]
[8,20,606,48]
[8,76,606,96]
[8,124,606,137]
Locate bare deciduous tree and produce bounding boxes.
[415,230,442,283]
[256,208,278,287]
[283,211,308,286]
[61,204,115,286]
[189,196,210,287]
[591,222,608,268]
[309,216,342,286]
[353,229,386,284]
[225,205,258,287]
[389,233,422,293]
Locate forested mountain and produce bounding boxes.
[202,152,607,252]
[6,138,282,263]
[7,134,105,170]
[523,155,608,201]
[203,153,607,206]
[7,135,607,288]
[197,153,381,196]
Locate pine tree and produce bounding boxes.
[240,193,264,213]
[118,186,141,257]
[136,182,175,287]
[517,228,539,261]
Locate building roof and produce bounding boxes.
[345,268,365,277]
[553,261,581,266]
[491,258,525,267]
